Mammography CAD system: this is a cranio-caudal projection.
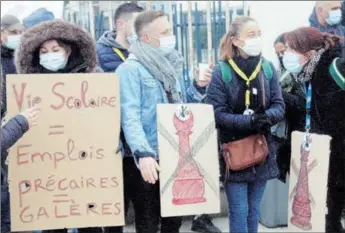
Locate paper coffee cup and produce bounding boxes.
[198,63,209,81]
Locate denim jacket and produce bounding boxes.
[116,54,205,162]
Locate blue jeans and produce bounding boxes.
[224,180,267,233]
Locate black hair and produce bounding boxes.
[274,33,286,46]
[114,3,144,23]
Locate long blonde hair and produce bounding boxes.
[220,16,257,60]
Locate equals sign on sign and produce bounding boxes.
[49,125,64,136]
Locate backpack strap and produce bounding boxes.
[113,47,126,62]
[219,58,273,88]
[219,60,232,88]
[261,58,273,82]
[329,57,345,90]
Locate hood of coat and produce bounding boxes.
[97,30,125,49]
[309,7,345,36]
[15,20,97,74]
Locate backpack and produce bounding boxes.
[219,58,273,88]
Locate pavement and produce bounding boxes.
[123,217,289,232]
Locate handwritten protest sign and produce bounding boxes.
[288,131,331,232]
[6,73,123,231]
[157,104,220,217]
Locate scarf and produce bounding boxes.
[295,42,330,83]
[128,40,184,103]
[280,70,295,93]
[233,55,261,77]
[232,55,264,113]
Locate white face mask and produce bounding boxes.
[158,35,176,55]
[39,52,68,71]
[240,37,262,57]
[5,35,21,50]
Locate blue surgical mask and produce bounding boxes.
[283,51,303,73]
[5,35,21,50]
[39,52,68,71]
[326,9,342,25]
[127,34,138,45]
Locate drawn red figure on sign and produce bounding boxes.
[290,135,313,230]
[172,105,206,205]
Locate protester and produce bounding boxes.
[15,19,102,233]
[1,66,41,233]
[1,14,24,117]
[272,33,305,183]
[206,16,285,233]
[96,3,144,72]
[309,1,345,37]
[97,3,144,233]
[23,8,55,29]
[283,27,345,233]
[116,10,212,233]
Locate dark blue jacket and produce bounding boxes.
[206,61,285,182]
[309,7,345,37]
[1,46,16,118]
[1,114,29,233]
[1,115,29,176]
[96,30,129,72]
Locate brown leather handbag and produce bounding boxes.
[221,73,269,174]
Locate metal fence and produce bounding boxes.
[66,1,248,79]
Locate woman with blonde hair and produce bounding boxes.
[207,16,285,232]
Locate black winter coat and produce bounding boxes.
[1,46,17,118]
[206,58,285,183]
[276,80,306,182]
[308,44,345,189]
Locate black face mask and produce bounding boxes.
[278,56,285,70]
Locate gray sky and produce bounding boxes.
[1,1,63,20]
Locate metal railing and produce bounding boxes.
[65,1,248,79]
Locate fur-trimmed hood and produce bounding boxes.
[15,20,97,74]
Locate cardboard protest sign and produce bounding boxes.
[288,131,331,232]
[157,104,220,217]
[6,73,123,231]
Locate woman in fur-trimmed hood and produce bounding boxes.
[15,19,98,74]
[14,20,103,233]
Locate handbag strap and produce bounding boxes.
[260,72,266,109]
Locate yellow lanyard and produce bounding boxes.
[113,47,126,62]
[228,59,262,108]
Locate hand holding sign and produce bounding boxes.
[7,73,124,231]
[20,105,41,128]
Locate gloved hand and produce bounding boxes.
[251,114,272,134]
